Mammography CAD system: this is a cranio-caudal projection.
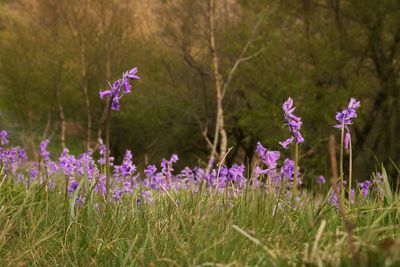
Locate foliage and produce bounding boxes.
[0,179,399,266]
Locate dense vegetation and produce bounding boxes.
[1,127,400,266]
[0,0,400,181]
[0,179,399,266]
[0,1,400,265]
[1,94,399,266]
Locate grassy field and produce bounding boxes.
[0,174,399,266]
[1,97,399,266]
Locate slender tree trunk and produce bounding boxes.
[27,111,38,161]
[79,42,92,150]
[208,0,228,163]
[57,90,66,149]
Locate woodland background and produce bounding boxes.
[0,0,399,183]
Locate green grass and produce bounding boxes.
[0,180,399,267]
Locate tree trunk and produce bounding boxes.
[208,0,228,163]
[56,90,66,149]
[80,42,92,150]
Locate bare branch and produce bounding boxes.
[201,126,214,152]
[222,45,268,98]
[221,13,268,97]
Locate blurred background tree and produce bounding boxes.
[0,0,399,184]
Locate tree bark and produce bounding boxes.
[208,0,228,163]
[79,42,92,150]
[56,89,66,149]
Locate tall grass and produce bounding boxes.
[0,172,399,266]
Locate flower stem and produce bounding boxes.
[339,122,345,204]
[65,175,69,202]
[267,172,272,195]
[105,101,112,203]
[348,135,352,205]
[292,142,299,202]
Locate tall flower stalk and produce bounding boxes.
[334,98,360,205]
[293,142,299,198]
[255,142,280,194]
[279,97,304,200]
[99,67,140,202]
[105,101,112,202]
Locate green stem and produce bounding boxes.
[339,122,345,205]
[267,172,272,195]
[348,135,352,205]
[65,175,69,202]
[292,142,299,202]
[105,101,112,203]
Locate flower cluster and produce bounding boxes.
[256,142,280,169]
[357,172,385,198]
[1,133,311,206]
[279,97,304,149]
[316,175,326,184]
[328,184,355,207]
[359,180,372,197]
[334,98,361,149]
[99,68,140,111]
[0,130,9,146]
[0,97,366,210]
[0,130,27,176]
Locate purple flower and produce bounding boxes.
[281,158,301,184]
[334,98,361,149]
[359,180,372,197]
[328,189,339,207]
[39,139,50,161]
[119,150,136,177]
[99,67,140,111]
[1,146,23,174]
[160,154,179,179]
[256,142,280,169]
[279,97,304,149]
[228,164,247,187]
[316,175,326,184]
[29,163,39,179]
[0,130,9,146]
[334,98,361,128]
[97,143,106,165]
[18,148,27,161]
[38,139,60,175]
[253,166,269,178]
[125,67,140,80]
[144,165,157,177]
[137,190,153,205]
[111,96,121,111]
[97,141,114,167]
[329,186,355,207]
[170,154,179,163]
[344,132,351,150]
[99,90,113,99]
[68,179,79,193]
[123,78,131,93]
[122,68,139,93]
[58,148,76,177]
[76,150,98,178]
[281,159,294,179]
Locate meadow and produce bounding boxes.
[0,71,399,266]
